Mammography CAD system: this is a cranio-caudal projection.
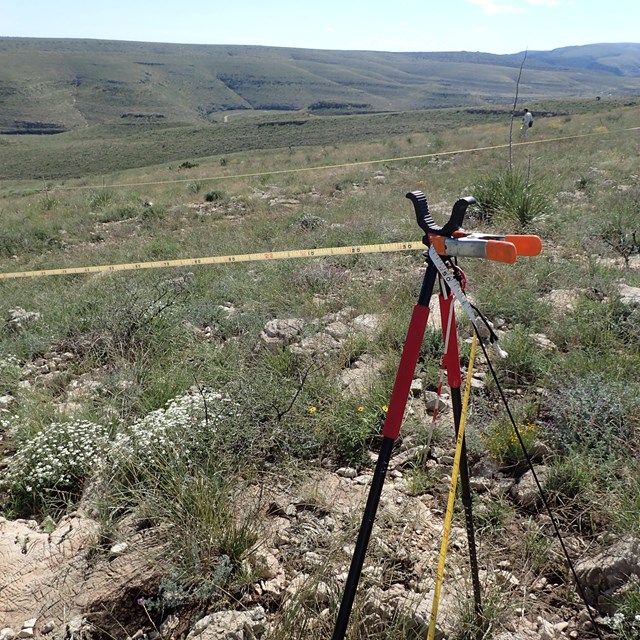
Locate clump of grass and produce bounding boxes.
[87,190,113,210]
[492,325,551,387]
[472,170,550,227]
[474,495,514,538]
[0,353,23,396]
[204,189,226,202]
[450,590,509,640]
[521,520,552,573]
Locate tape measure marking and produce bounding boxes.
[0,241,423,280]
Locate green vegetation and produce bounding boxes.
[0,97,639,638]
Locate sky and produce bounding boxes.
[2,0,638,55]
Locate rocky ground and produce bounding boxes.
[2,278,640,640]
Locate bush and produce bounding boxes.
[493,325,551,386]
[598,190,640,268]
[542,373,640,458]
[472,170,550,227]
[481,418,539,474]
[1,418,109,517]
[204,189,226,202]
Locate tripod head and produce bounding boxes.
[406,189,542,263]
[407,190,476,237]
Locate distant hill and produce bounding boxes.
[1,38,640,134]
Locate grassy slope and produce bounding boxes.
[0,101,639,636]
[3,96,638,182]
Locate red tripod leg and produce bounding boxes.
[332,262,437,640]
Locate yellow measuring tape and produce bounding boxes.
[427,334,478,640]
[0,241,423,280]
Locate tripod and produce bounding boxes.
[331,189,542,640]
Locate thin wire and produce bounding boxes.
[45,126,640,192]
[476,331,606,640]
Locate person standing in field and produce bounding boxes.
[521,108,534,139]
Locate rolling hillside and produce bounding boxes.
[1,38,640,134]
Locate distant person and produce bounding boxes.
[521,108,534,139]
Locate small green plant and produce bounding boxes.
[575,175,591,190]
[450,590,508,640]
[204,189,226,202]
[604,578,640,640]
[406,456,442,497]
[472,171,549,227]
[318,400,388,467]
[481,419,539,474]
[522,520,552,572]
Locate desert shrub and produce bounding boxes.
[67,272,193,365]
[0,418,109,517]
[472,170,550,227]
[204,189,226,202]
[87,190,113,210]
[481,418,539,474]
[542,373,640,458]
[604,578,640,640]
[106,389,237,484]
[595,187,640,268]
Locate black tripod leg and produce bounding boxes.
[451,387,483,616]
[438,287,483,618]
